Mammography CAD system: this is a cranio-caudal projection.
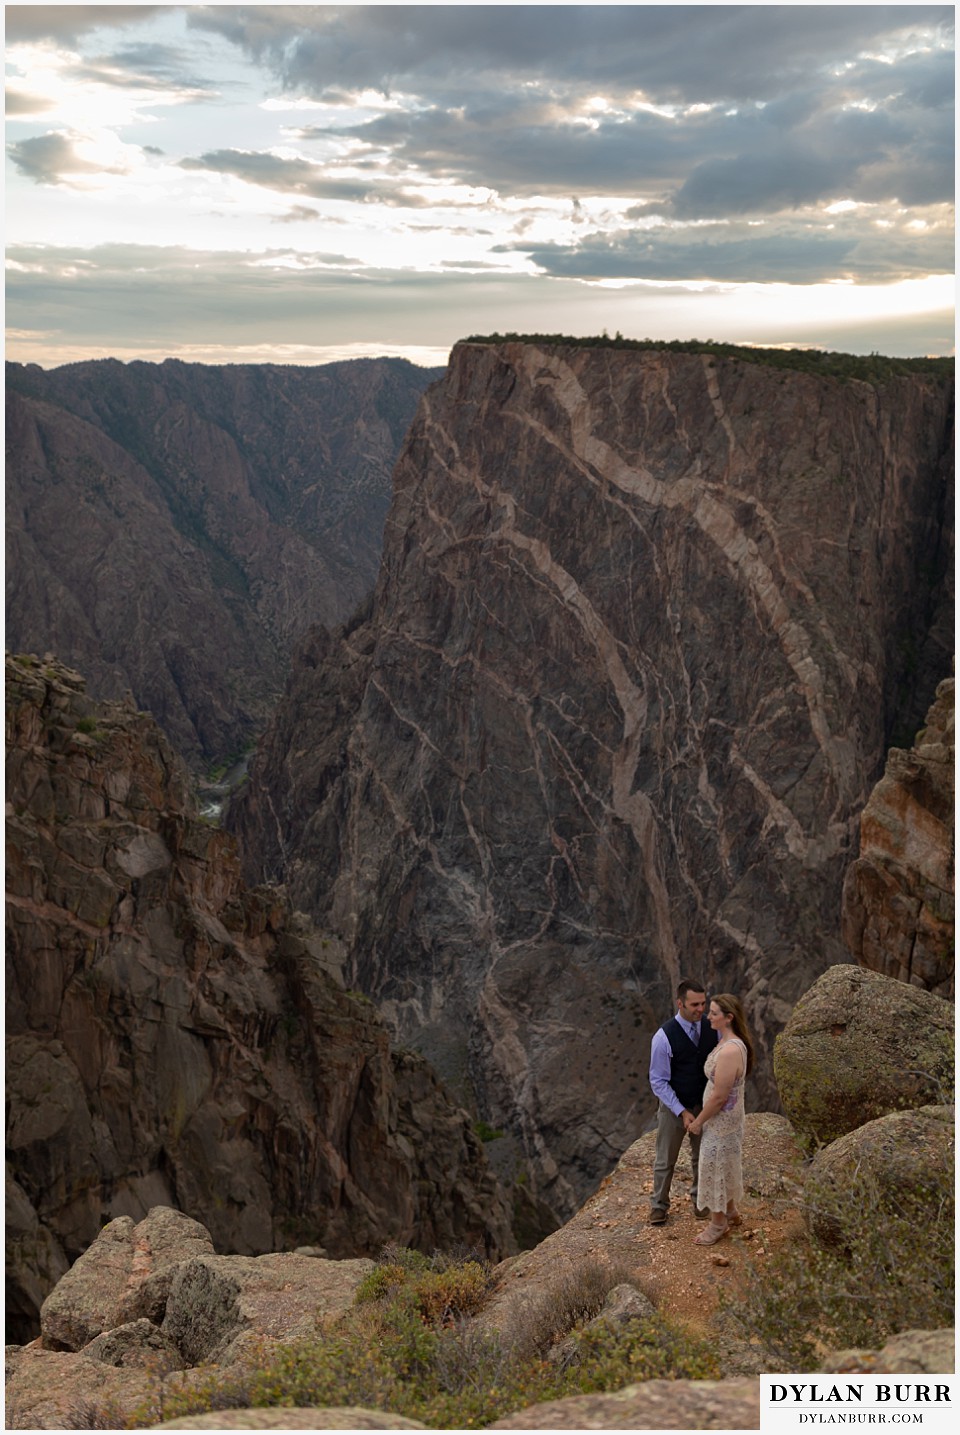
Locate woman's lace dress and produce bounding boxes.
[697,1037,747,1212]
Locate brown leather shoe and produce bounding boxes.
[649,1208,667,1225]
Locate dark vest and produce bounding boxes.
[662,1017,718,1109]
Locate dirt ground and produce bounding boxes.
[481,1114,808,1372]
[626,1172,808,1336]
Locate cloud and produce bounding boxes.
[179,148,374,202]
[6,241,953,367]
[272,203,322,224]
[69,43,219,97]
[178,146,473,209]
[7,130,127,184]
[5,89,57,118]
[4,6,164,44]
[290,41,954,215]
[190,5,953,107]
[505,213,955,285]
[4,7,953,369]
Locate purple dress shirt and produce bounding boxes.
[649,1017,702,1117]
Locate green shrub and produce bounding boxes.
[473,1119,505,1142]
[723,1174,955,1369]
[569,1315,719,1389]
[356,1253,488,1325]
[505,1258,641,1360]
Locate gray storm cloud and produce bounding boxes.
[187,5,953,106]
[506,218,954,285]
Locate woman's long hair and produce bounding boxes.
[712,993,755,1075]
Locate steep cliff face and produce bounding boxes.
[5,357,441,763]
[229,342,954,1214]
[842,677,954,997]
[5,653,513,1342]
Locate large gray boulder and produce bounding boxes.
[773,965,954,1149]
[803,1104,954,1252]
[820,1328,955,1374]
[3,1345,161,1430]
[489,1376,760,1428]
[83,1317,186,1373]
[160,1252,374,1366]
[40,1207,215,1351]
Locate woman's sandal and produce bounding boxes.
[727,1212,743,1227]
[694,1220,729,1245]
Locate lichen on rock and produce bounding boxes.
[773,964,954,1150]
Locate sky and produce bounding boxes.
[4,1,956,369]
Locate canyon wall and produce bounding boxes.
[842,676,954,998]
[229,342,953,1214]
[5,653,513,1342]
[5,357,441,762]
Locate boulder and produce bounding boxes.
[161,1253,374,1366]
[820,1328,955,1374]
[489,1376,760,1428]
[40,1207,215,1351]
[83,1318,186,1373]
[803,1104,954,1252]
[3,1344,161,1430]
[773,965,954,1149]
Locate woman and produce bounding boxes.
[687,993,754,1245]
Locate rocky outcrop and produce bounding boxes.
[820,1329,956,1374]
[803,1104,954,1253]
[4,1346,162,1431]
[5,357,441,762]
[40,1208,215,1351]
[6,1109,805,1428]
[800,1103,954,1348]
[5,1206,376,1429]
[488,1378,761,1429]
[230,340,954,1213]
[5,654,513,1342]
[470,1111,805,1368]
[842,677,954,996]
[773,965,954,1150]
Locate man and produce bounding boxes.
[648,979,718,1225]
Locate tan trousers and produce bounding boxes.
[650,1101,703,1214]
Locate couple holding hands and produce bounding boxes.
[648,979,755,1245]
